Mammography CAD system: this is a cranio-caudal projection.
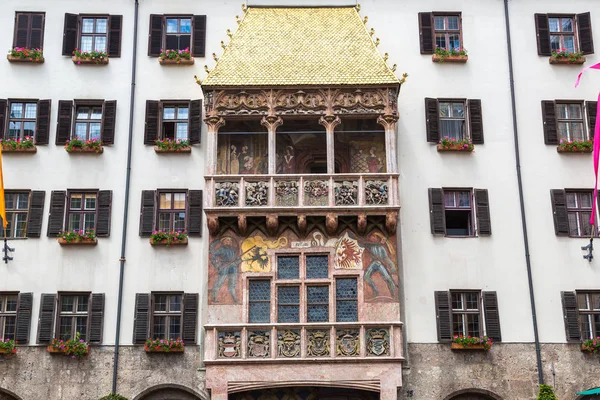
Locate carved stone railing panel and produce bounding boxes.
[275,180,299,207]
[215,182,240,207]
[335,180,358,206]
[207,322,402,362]
[245,181,269,207]
[304,180,329,207]
[365,180,389,205]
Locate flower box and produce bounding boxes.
[144,345,185,353]
[65,146,103,154]
[158,58,195,65]
[7,54,44,63]
[432,54,468,63]
[0,347,16,355]
[154,145,191,153]
[437,143,473,152]
[150,238,188,246]
[58,238,98,245]
[72,56,108,65]
[451,342,488,351]
[46,345,89,356]
[2,146,36,153]
[557,146,592,153]
[549,56,586,65]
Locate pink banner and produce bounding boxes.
[575,62,600,226]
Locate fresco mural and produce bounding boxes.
[349,141,386,173]
[208,228,398,305]
[217,134,268,175]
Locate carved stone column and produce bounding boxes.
[319,115,341,175]
[204,116,226,176]
[261,115,284,175]
[377,114,399,174]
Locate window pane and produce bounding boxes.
[440,120,464,140]
[24,103,37,119]
[23,122,35,137]
[177,107,189,120]
[83,213,95,231]
[570,122,584,141]
[4,212,13,237]
[3,316,16,340]
[580,193,593,208]
[80,36,93,52]
[17,193,30,210]
[176,123,188,139]
[550,35,561,51]
[179,35,191,50]
[452,103,465,118]
[96,18,107,34]
[466,293,479,310]
[166,19,178,34]
[549,18,560,32]
[434,16,445,30]
[89,123,101,140]
[249,280,271,301]
[336,278,357,300]
[594,315,600,338]
[77,296,88,312]
[467,313,480,336]
[165,35,178,50]
[562,18,573,32]
[158,213,171,231]
[568,104,582,119]
[75,123,87,140]
[447,16,459,30]
[308,286,329,322]
[59,317,73,340]
[453,313,464,335]
[14,213,27,238]
[5,195,14,210]
[556,104,568,119]
[163,107,176,120]
[591,294,600,310]
[451,293,463,310]
[173,193,186,209]
[439,102,451,117]
[174,213,186,231]
[577,293,589,310]
[180,19,192,34]
[77,107,90,120]
[568,212,580,236]
[563,36,575,53]
[277,286,299,323]
[94,37,107,52]
[444,192,456,208]
[61,296,75,312]
[336,300,357,322]
[154,295,167,312]
[5,296,17,312]
[68,214,81,231]
[169,316,181,339]
[277,256,300,279]
[249,302,270,323]
[153,316,166,339]
[76,316,87,341]
[169,295,182,312]
[82,19,95,33]
[90,108,102,120]
[306,255,328,279]
[457,192,470,208]
[10,103,23,118]
[448,34,460,49]
[8,122,21,139]
[435,34,446,49]
[160,193,171,210]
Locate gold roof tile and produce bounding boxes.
[202,7,400,87]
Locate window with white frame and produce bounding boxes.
[58,294,89,341]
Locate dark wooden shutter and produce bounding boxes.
[428,188,446,235]
[96,190,112,237]
[189,99,202,144]
[475,189,492,236]
[0,99,7,139]
[62,13,78,56]
[88,293,104,344]
[139,190,156,237]
[550,189,569,236]
[418,12,434,54]
[468,99,484,144]
[577,12,594,55]
[56,100,73,145]
[47,191,66,237]
[108,15,123,57]
[192,15,207,57]
[29,13,45,49]
[14,13,30,48]
[542,101,558,145]
[26,191,45,238]
[37,293,56,344]
[561,291,581,342]
[425,98,440,143]
[586,101,597,137]
[148,15,163,57]
[144,100,160,145]
[15,292,33,344]
[435,291,452,342]
[483,291,501,341]
[133,293,150,343]
[534,14,551,56]
[182,293,198,344]
[188,190,203,236]
[101,100,117,145]
[35,100,51,145]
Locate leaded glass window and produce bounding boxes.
[306,255,328,279]
[307,286,329,322]
[249,280,271,323]
[336,278,358,322]
[277,286,299,323]
[277,256,299,279]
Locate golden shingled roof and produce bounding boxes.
[201,7,400,87]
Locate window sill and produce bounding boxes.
[7,54,44,63]
[549,56,586,65]
[72,56,109,65]
[150,238,188,246]
[437,144,474,153]
[2,146,37,153]
[432,54,468,63]
[557,146,592,153]
[144,346,185,353]
[450,342,489,351]
[58,238,98,245]
[65,146,104,154]
[46,345,89,356]
[154,145,192,153]
[158,57,195,65]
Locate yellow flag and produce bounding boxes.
[0,145,7,229]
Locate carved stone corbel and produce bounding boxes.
[207,215,220,236]
[266,214,279,237]
[237,215,247,236]
[357,213,367,235]
[260,115,283,131]
[376,114,398,131]
[297,214,307,236]
[325,213,338,236]
[204,115,226,133]
[386,212,398,235]
[318,114,341,131]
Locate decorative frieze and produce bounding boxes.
[277,330,301,358]
[366,328,390,356]
[365,180,388,205]
[247,331,270,358]
[304,180,329,206]
[335,181,359,205]
[215,182,240,207]
[245,181,269,206]
[218,331,241,358]
[336,329,360,357]
[307,329,330,357]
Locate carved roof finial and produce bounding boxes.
[241,4,247,12]
[384,53,389,61]
[400,72,408,84]
[194,75,201,85]
[227,29,233,38]
[391,64,397,72]
[363,16,368,24]
[204,65,210,73]
[236,15,241,25]
[369,28,375,37]
[375,38,380,47]
[355,4,361,12]
[221,41,227,49]
[212,53,218,61]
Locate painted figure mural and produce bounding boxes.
[209,236,241,303]
[362,232,398,300]
[282,146,296,174]
[349,141,386,173]
[217,136,267,175]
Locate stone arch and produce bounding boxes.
[133,384,207,400]
[443,388,503,400]
[0,388,23,400]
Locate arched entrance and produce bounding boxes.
[134,384,204,400]
[444,388,502,400]
[0,388,22,400]
[230,387,379,400]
